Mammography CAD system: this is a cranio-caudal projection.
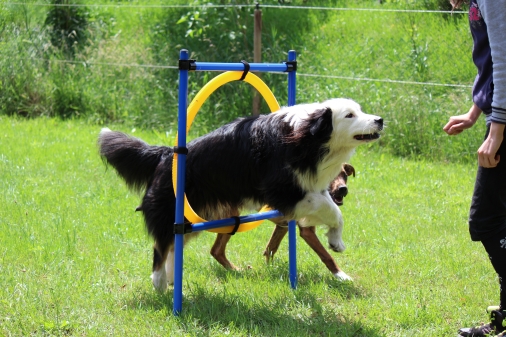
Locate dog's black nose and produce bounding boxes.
[375,117,383,129]
[337,186,348,198]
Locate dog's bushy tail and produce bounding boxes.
[98,128,170,192]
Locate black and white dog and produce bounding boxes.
[99,98,383,291]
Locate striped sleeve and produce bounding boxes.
[478,0,506,124]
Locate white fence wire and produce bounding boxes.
[6,2,471,88]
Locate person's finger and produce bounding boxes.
[479,153,499,168]
[443,120,457,132]
[447,124,464,135]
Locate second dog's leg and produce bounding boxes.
[263,222,288,262]
[211,233,240,270]
[299,226,352,281]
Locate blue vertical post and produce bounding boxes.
[287,50,297,289]
[287,50,296,106]
[173,49,189,315]
[288,219,297,289]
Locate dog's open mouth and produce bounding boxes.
[331,195,344,206]
[354,133,380,141]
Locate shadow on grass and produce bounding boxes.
[125,266,376,336]
[183,288,380,337]
[127,285,380,337]
[209,260,368,300]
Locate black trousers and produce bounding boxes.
[481,229,506,310]
[469,124,506,241]
[471,124,506,309]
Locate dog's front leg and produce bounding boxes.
[294,192,352,281]
[152,240,170,292]
[326,226,345,253]
[163,232,200,288]
[295,191,345,252]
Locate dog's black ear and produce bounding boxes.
[309,107,333,137]
[343,163,355,177]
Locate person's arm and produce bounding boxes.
[475,1,506,167]
[477,0,506,125]
[478,122,504,167]
[443,103,482,135]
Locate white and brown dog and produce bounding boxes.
[99,98,382,291]
[262,163,356,279]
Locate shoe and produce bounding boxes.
[458,309,506,337]
[458,324,494,336]
[458,330,506,337]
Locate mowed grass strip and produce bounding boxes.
[0,116,496,336]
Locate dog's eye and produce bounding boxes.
[345,113,354,118]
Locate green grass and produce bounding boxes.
[0,116,498,336]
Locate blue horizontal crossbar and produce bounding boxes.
[191,210,284,232]
[193,62,290,73]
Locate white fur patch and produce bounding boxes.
[151,268,168,292]
[166,250,175,285]
[334,270,353,281]
[281,102,322,129]
[99,127,112,135]
[295,191,346,253]
[296,191,343,229]
[326,226,345,252]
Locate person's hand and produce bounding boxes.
[443,104,481,135]
[478,122,505,168]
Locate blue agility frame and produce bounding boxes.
[173,49,297,315]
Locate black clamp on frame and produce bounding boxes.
[173,146,188,155]
[179,59,197,71]
[229,216,241,235]
[285,60,297,72]
[239,60,250,81]
[174,221,193,235]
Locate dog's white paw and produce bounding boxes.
[151,269,168,292]
[326,227,346,252]
[334,270,353,282]
[328,240,346,252]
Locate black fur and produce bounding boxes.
[98,131,170,192]
[98,106,334,272]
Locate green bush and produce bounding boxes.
[44,0,89,57]
[0,0,485,162]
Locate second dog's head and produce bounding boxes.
[329,163,355,206]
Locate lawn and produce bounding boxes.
[0,116,497,336]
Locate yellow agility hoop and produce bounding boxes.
[172,71,281,233]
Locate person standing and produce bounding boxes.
[443,0,506,336]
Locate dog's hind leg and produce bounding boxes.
[263,221,288,262]
[211,234,240,271]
